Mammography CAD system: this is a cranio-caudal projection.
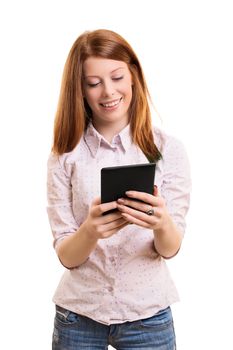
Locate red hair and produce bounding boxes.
[52,29,161,162]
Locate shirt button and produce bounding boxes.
[107,286,113,292]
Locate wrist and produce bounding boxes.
[154,214,173,236]
[80,222,99,244]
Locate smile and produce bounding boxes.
[100,98,122,108]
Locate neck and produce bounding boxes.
[92,119,129,143]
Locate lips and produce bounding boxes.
[100,97,122,108]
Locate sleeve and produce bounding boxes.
[160,136,191,236]
[47,153,79,249]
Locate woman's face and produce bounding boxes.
[83,57,133,128]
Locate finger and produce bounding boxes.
[120,212,152,228]
[153,185,159,196]
[103,217,128,232]
[125,190,157,206]
[102,221,129,238]
[92,200,118,216]
[98,219,128,238]
[101,210,124,223]
[117,198,149,212]
[118,203,157,223]
[91,197,101,206]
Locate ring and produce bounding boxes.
[146,208,154,216]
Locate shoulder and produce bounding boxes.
[47,137,86,175]
[152,126,190,176]
[152,126,188,158]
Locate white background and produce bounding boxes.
[0,1,233,349]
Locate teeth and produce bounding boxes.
[102,99,121,107]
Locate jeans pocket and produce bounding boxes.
[55,305,79,327]
[139,307,173,331]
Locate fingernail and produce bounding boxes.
[117,198,124,203]
[125,191,133,196]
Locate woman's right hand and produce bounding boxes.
[56,197,128,268]
[82,197,129,240]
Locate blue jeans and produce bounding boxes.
[52,305,176,349]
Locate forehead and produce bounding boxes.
[83,57,129,77]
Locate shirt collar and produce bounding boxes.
[84,122,133,158]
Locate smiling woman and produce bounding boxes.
[47,29,191,350]
[83,57,133,139]
[52,29,162,163]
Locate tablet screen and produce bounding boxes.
[101,163,156,207]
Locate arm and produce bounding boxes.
[57,198,128,269]
[153,219,182,259]
[117,137,191,259]
[56,223,98,269]
[47,154,127,269]
[152,187,183,258]
[117,188,182,259]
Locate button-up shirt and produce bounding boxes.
[47,123,191,325]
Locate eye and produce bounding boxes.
[112,76,124,81]
[87,82,101,88]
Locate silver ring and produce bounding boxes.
[146,208,154,216]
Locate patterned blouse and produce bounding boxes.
[47,123,191,325]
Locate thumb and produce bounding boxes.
[153,185,159,196]
[91,197,101,206]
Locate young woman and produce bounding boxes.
[47,29,191,350]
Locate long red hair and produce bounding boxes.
[52,29,161,162]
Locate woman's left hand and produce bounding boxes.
[117,186,170,231]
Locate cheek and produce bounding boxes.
[85,91,99,107]
[123,85,133,102]
[123,79,133,97]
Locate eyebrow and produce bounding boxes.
[84,67,125,79]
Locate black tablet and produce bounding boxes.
[101,163,156,213]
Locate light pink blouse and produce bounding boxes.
[47,123,191,325]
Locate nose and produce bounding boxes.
[102,80,115,97]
